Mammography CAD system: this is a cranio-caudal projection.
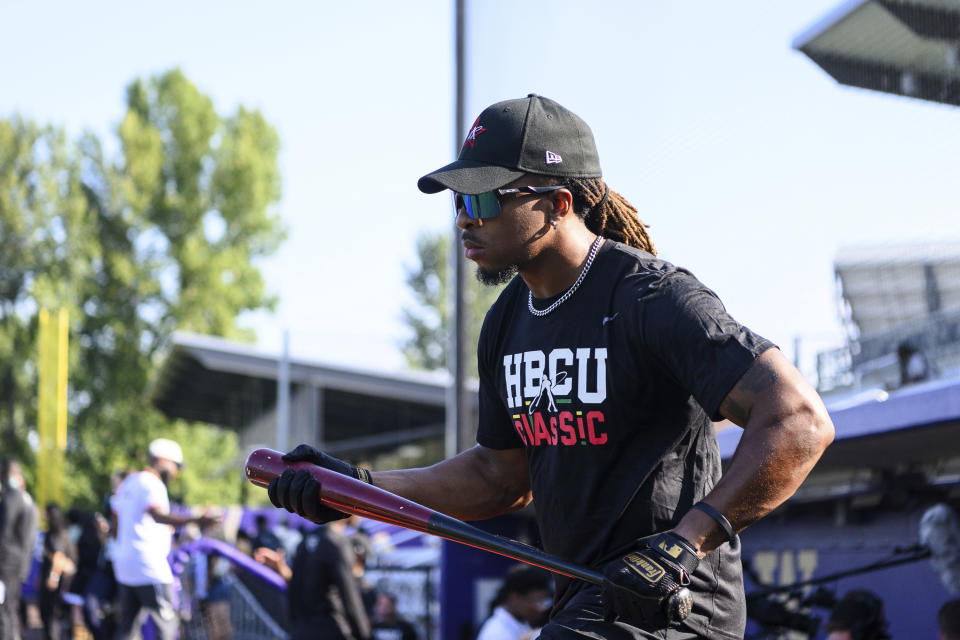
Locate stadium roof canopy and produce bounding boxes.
[149,333,465,461]
[794,0,960,107]
[719,374,960,462]
[835,240,960,336]
[718,374,960,499]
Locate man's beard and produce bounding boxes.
[159,469,171,486]
[476,264,517,286]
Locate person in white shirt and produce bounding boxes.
[110,438,218,640]
[477,566,552,640]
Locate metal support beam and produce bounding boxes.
[446,0,468,459]
[276,329,291,452]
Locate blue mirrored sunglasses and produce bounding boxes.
[454,185,568,219]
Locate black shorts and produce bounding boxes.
[115,582,179,640]
[537,586,711,640]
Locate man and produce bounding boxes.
[0,458,37,640]
[477,566,551,640]
[824,590,890,640]
[939,599,960,640]
[270,94,835,638]
[254,519,372,640]
[371,592,418,640]
[111,438,218,640]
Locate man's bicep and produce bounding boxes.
[472,445,531,501]
[374,444,530,519]
[718,347,790,427]
[635,273,776,419]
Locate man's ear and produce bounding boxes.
[551,189,574,218]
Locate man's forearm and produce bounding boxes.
[371,445,531,521]
[675,369,835,556]
[150,510,211,528]
[687,413,831,552]
[151,511,193,527]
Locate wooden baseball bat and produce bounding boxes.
[245,448,603,585]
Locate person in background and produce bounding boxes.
[274,518,304,560]
[0,457,38,640]
[252,514,282,552]
[255,519,371,640]
[234,528,254,557]
[66,508,107,608]
[476,566,551,640]
[39,503,77,640]
[371,592,417,640]
[348,519,376,620]
[940,599,960,640]
[824,589,891,640]
[65,499,118,640]
[111,438,219,640]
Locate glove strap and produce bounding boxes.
[355,467,373,484]
[691,502,736,543]
[651,532,700,575]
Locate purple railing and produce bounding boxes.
[175,537,287,592]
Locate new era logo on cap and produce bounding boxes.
[545,150,562,164]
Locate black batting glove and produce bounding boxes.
[602,531,700,628]
[267,444,372,524]
[268,468,346,523]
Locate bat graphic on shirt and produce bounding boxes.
[244,448,603,585]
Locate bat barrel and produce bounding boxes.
[245,448,437,527]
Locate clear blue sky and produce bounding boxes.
[3,0,959,380]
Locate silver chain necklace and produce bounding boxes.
[528,236,604,317]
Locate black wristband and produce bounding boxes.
[692,502,736,543]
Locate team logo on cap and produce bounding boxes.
[463,117,486,149]
[545,150,563,164]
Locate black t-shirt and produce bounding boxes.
[288,527,372,640]
[476,241,773,638]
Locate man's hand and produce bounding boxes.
[602,531,700,628]
[267,444,372,523]
[194,513,221,531]
[253,546,291,582]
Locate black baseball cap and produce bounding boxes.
[417,94,602,195]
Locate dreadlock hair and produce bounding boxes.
[529,175,655,254]
[565,177,656,255]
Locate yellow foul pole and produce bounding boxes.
[37,308,68,510]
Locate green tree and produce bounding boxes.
[0,118,83,469]
[401,230,505,377]
[0,68,284,507]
